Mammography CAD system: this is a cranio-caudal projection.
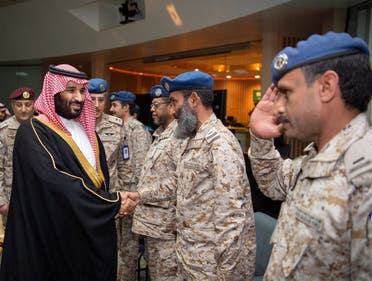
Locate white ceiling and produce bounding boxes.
[0,0,366,80]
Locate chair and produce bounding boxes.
[253,212,277,281]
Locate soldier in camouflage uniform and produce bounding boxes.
[132,85,181,281]
[0,87,35,219]
[126,72,256,280]
[0,103,10,123]
[109,90,152,281]
[248,32,372,281]
[88,78,130,192]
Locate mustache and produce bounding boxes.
[278,115,289,124]
[70,101,83,106]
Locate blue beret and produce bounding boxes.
[88,78,108,93]
[150,85,169,99]
[161,71,213,92]
[109,91,136,103]
[272,32,370,85]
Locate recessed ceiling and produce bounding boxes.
[109,41,262,80]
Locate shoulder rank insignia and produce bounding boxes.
[108,115,123,126]
[205,128,220,144]
[344,137,372,186]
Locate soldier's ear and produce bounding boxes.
[318,70,338,103]
[189,91,199,107]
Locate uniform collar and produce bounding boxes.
[195,113,218,138]
[307,113,369,162]
[153,119,177,139]
[8,115,21,129]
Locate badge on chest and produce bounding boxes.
[121,145,130,160]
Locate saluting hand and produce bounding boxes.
[249,84,284,139]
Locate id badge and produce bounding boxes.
[122,145,130,160]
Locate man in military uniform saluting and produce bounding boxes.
[88,78,130,192]
[109,90,152,281]
[0,87,35,219]
[249,32,372,280]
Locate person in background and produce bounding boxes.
[132,85,182,281]
[109,90,152,281]
[249,32,372,280]
[0,103,10,123]
[133,104,140,120]
[0,64,132,281]
[0,87,35,221]
[88,78,131,192]
[121,71,256,280]
[133,103,154,133]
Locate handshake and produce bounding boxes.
[116,191,140,218]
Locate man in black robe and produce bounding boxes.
[0,64,131,281]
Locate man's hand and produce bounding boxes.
[0,203,9,216]
[249,84,284,139]
[117,191,140,218]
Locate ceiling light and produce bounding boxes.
[254,75,261,79]
[166,4,182,26]
[226,75,232,79]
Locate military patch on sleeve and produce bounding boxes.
[121,145,130,160]
[344,137,372,186]
[205,128,219,144]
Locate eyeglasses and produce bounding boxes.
[150,102,170,109]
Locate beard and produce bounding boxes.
[153,113,167,127]
[175,102,198,139]
[55,93,84,119]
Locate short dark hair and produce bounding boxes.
[118,101,135,115]
[301,53,372,112]
[182,89,214,108]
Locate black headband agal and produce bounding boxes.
[49,65,88,79]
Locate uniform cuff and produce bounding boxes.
[249,130,275,156]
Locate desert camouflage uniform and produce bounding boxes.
[0,116,20,214]
[175,113,255,280]
[367,98,372,126]
[96,113,130,191]
[132,119,181,281]
[117,116,152,281]
[248,113,372,281]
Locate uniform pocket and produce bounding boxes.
[281,218,313,277]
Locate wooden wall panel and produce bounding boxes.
[109,72,261,127]
[109,72,161,94]
[214,80,260,126]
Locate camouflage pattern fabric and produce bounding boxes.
[133,120,181,280]
[0,116,20,208]
[175,113,256,280]
[248,113,372,281]
[95,113,128,191]
[118,116,152,281]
